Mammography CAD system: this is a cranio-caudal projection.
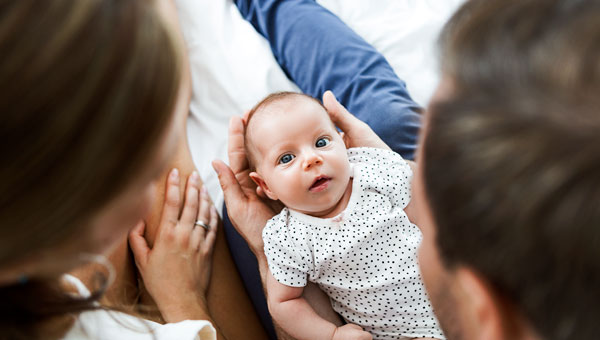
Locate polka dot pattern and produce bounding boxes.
[263,148,445,339]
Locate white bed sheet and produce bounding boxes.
[175,0,464,210]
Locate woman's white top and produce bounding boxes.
[263,147,444,340]
[61,275,216,340]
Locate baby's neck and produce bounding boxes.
[307,178,353,219]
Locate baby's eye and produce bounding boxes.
[315,137,330,148]
[278,154,295,164]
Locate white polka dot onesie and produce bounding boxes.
[263,147,444,340]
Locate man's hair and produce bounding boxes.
[245,91,327,170]
[424,0,600,339]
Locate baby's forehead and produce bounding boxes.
[245,94,334,160]
[249,94,332,129]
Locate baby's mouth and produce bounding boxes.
[309,176,331,192]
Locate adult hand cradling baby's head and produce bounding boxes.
[322,91,391,151]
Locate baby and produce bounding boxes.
[245,92,444,340]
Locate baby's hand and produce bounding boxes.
[331,324,372,340]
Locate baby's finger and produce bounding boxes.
[159,168,181,230]
[203,205,218,251]
[179,172,200,229]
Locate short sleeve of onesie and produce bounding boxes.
[348,147,413,209]
[263,210,313,287]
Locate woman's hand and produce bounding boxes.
[212,116,280,256]
[128,169,218,323]
[322,90,391,151]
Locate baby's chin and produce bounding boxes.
[286,189,349,218]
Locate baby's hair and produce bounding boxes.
[245,91,329,170]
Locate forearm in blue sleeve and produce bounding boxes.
[234,0,421,159]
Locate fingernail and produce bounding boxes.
[201,186,207,196]
[190,171,199,184]
[211,161,220,174]
[170,168,179,180]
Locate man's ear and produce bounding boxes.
[249,172,278,201]
[455,267,527,340]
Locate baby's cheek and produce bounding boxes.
[271,171,302,200]
[285,173,306,195]
[336,157,352,182]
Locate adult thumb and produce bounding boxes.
[323,90,359,133]
[212,160,246,207]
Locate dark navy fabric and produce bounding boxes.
[223,1,422,339]
[234,0,422,160]
[222,204,278,339]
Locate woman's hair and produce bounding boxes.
[0,0,182,338]
[424,0,600,339]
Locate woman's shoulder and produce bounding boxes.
[61,276,215,340]
[63,309,215,340]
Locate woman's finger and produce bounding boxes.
[227,116,249,174]
[255,185,267,198]
[323,90,391,151]
[190,218,203,250]
[203,205,218,251]
[179,172,200,229]
[128,220,150,269]
[212,160,247,212]
[197,186,211,232]
[190,185,211,250]
[241,109,251,124]
[323,90,363,133]
[159,168,181,230]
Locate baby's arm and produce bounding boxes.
[267,273,372,340]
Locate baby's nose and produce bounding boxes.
[303,152,323,170]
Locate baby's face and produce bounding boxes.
[248,97,351,216]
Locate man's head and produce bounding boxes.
[416,0,600,339]
[245,92,351,216]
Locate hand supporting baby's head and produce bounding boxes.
[244,92,352,217]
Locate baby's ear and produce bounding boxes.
[338,131,350,148]
[249,172,278,201]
